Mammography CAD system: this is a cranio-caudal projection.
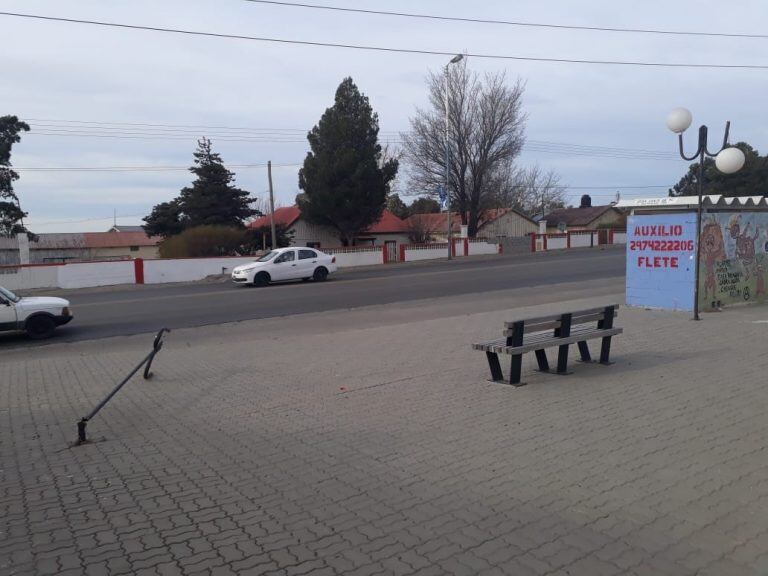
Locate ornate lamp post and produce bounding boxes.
[666,107,745,320]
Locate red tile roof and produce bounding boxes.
[248,206,302,229]
[83,232,160,248]
[248,206,408,234]
[363,210,409,234]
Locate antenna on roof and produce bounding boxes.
[113,208,117,228]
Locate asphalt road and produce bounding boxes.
[1,248,625,346]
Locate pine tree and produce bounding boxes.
[179,138,256,227]
[143,138,256,237]
[298,78,398,245]
[0,115,31,237]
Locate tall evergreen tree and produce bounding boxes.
[143,138,257,236]
[298,78,398,245]
[669,142,767,197]
[179,138,256,227]
[0,115,31,237]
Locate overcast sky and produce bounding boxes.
[2,0,767,232]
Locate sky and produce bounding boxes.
[1,0,767,232]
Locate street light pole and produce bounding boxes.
[666,108,744,321]
[444,54,463,260]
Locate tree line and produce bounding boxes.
[3,63,766,250]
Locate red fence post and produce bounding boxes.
[134,258,144,284]
[543,235,548,251]
[463,238,469,256]
[609,229,615,244]
[566,231,571,249]
[498,242,503,254]
[381,245,387,265]
[531,233,536,253]
[399,245,406,262]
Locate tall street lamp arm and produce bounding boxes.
[672,115,736,321]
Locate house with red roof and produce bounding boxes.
[28,230,161,263]
[541,195,625,233]
[248,206,411,249]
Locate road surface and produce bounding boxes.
[1,248,625,346]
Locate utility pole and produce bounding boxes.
[267,161,277,249]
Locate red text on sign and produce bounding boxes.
[637,256,679,268]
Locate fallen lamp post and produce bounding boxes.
[76,328,170,445]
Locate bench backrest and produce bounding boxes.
[503,305,619,337]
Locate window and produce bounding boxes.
[257,250,278,262]
[275,251,295,263]
[298,250,317,260]
[130,246,140,252]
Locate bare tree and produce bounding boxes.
[402,62,526,236]
[406,214,440,244]
[491,164,568,216]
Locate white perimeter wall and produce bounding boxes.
[0,266,59,291]
[547,236,568,250]
[143,257,255,284]
[404,246,448,262]
[325,249,383,267]
[467,241,498,256]
[569,233,594,248]
[613,232,627,244]
[57,261,135,289]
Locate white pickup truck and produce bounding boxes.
[0,285,73,339]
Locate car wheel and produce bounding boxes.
[26,315,56,340]
[313,267,329,282]
[253,272,271,287]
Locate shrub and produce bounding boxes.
[159,225,247,258]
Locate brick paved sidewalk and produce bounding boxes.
[1,293,767,576]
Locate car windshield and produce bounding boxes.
[0,286,20,303]
[256,251,279,262]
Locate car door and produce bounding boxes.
[297,249,319,278]
[270,249,298,281]
[0,295,18,331]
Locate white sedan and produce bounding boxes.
[231,247,338,286]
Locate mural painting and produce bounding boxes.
[699,212,768,308]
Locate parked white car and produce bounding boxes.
[231,247,338,286]
[0,286,73,339]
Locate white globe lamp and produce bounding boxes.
[666,107,693,134]
[715,147,746,174]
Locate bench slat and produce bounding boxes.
[504,305,620,330]
[473,327,623,355]
[503,310,619,337]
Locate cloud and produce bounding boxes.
[2,0,766,231]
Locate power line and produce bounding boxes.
[17,163,302,172]
[22,118,682,157]
[2,12,767,69]
[244,0,768,40]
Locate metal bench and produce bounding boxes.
[472,305,622,386]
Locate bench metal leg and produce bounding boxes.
[600,336,613,365]
[510,354,524,386]
[486,352,504,382]
[534,349,549,372]
[577,341,592,362]
[556,344,570,374]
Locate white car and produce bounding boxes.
[231,247,338,286]
[0,285,73,339]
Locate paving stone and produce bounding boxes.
[3,295,768,576]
